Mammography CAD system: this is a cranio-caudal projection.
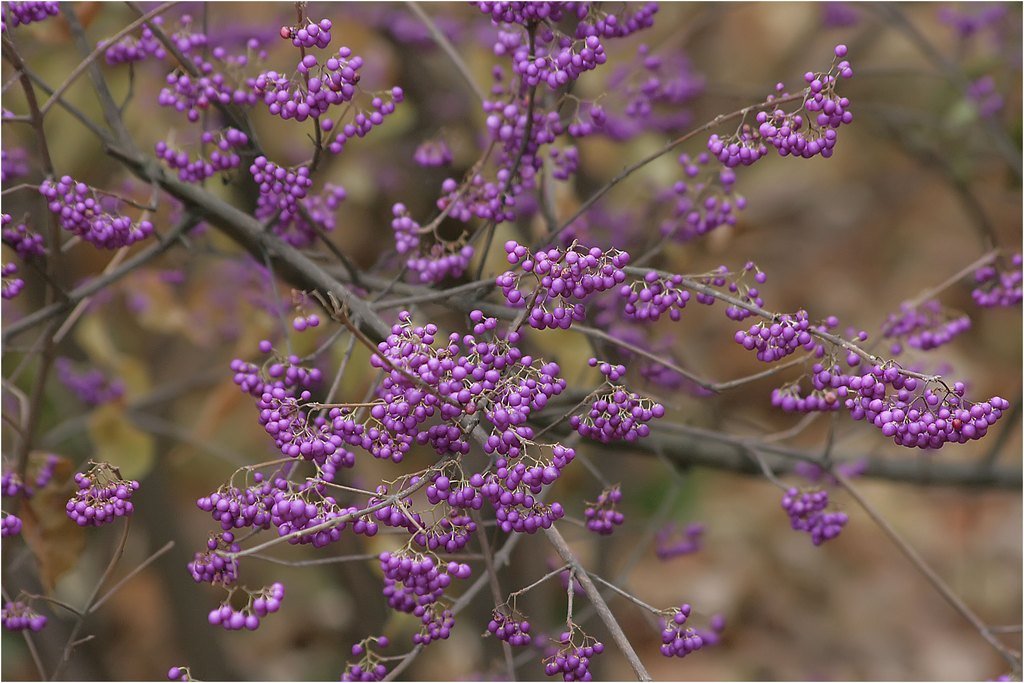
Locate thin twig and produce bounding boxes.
[405,1,485,103]
[90,541,175,612]
[543,525,652,681]
[834,471,1022,673]
[51,518,133,680]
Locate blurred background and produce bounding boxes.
[1,2,1021,681]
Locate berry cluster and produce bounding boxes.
[620,270,690,322]
[250,156,312,223]
[1,513,22,537]
[972,254,1022,308]
[543,627,605,681]
[40,176,154,249]
[158,45,261,123]
[412,509,477,553]
[414,138,453,167]
[391,204,475,283]
[487,608,533,646]
[780,487,848,545]
[708,45,853,167]
[586,44,704,140]
[230,341,323,399]
[55,357,125,406]
[881,299,971,354]
[255,48,362,122]
[280,18,332,49]
[583,485,625,535]
[1,147,28,183]
[659,153,745,242]
[1,454,58,501]
[341,636,391,681]
[659,603,705,659]
[156,127,249,183]
[1,1,58,31]
[2,262,23,299]
[655,522,704,560]
[937,3,1007,39]
[846,368,1009,449]
[734,310,816,362]
[326,86,404,155]
[685,263,767,322]
[292,313,320,332]
[1,601,47,632]
[207,582,285,631]
[102,16,168,64]
[497,241,630,330]
[966,75,1004,119]
[65,463,139,527]
[2,214,47,258]
[572,383,664,443]
[187,531,240,585]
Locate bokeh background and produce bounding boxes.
[1,2,1021,681]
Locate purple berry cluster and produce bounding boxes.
[543,627,605,681]
[734,310,815,362]
[1,1,58,31]
[571,387,664,443]
[1,455,60,525]
[659,603,705,658]
[497,240,629,330]
[391,204,475,283]
[966,75,1004,119]
[487,608,533,646]
[414,138,453,167]
[846,368,1010,449]
[1,147,29,183]
[937,3,1007,39]
[655,522,704,560]
[2,262,23,299]
[572,358,664,442]
[280,18,332,49]
[781,487,848,545]
[341,636,390,681]
[660,153,745,242]
[55,357,125,405]
[231,341,323,399]
[40,176,154,249]
[583,485,624,535]
[587,44,704,140]
[972,254,1022,307]
[620,270,690,322]
[187,531,240,585]
[708,45,853,167]
[156,127,249,183]
[881,299,971,354]
[250,156,312,222]
[255,47,361,122]
[1,513,22,537]
[207,582,285,631]
[102,16,168,64]
[685,263,767,322]
[1,601,47,632]
[158,45,261,123]
[2,214,47,258]
[378,550,468,645]
[65,463,139,527]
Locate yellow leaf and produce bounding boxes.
[86,404,155,481]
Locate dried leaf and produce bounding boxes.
[86,403,155,481]
[19,466,86,591]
